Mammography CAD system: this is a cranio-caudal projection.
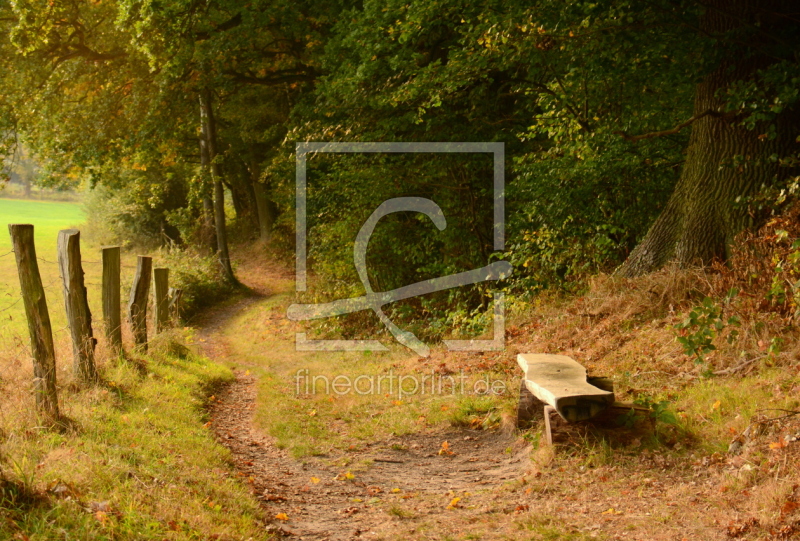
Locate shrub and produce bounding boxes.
[157,248,239,320]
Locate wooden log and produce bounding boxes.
[517,354,614,422]
[8,224,60,419]
[57,229,98,383]
[101,246,123,356]
[153,267,169,333]
[128,256,152,351]
[168,287,183,323]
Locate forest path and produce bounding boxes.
[188,245,744,541]
[191,248,532,540]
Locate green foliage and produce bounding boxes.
[673,291,740,365]
[83,168,193,248]
[0,0,798,340]
[158,248,239,320]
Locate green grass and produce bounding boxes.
[0,197,86,251]
[0,331,268,540]
[212,284,517,458]
[0,198,88,344]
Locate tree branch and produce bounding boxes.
[194,13,242,41]
[224,68,317,86]
[615,109,730,143]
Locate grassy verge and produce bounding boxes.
[0,331,267,540]
[212,280,518,460]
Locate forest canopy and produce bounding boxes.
[0,0,798,308]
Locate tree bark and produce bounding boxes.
[617,0,800,277]
[199,123,218,254]
[253,180,275,241]
[199,89,237,284]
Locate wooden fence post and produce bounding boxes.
[128,256,152,351]
[101,246,123,355]
[153,267,169,333]
[168,287,183,324]
[8,224,60,419]
[57,229,98,383]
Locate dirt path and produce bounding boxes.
[192,255,531,539]
[208,370,529,539]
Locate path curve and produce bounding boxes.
[193,266,531,540]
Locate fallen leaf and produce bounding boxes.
[447,497,461,509]
[602,508,622,515]
[275,513,289,521]
[781,500,800,515]
[391,488,401,493]
[770,437,788,450]
[438,441,454,456]
[311,477,320,484]
[711,400,721,411]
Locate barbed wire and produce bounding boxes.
[0,297,22,313]
[0,250,102,264]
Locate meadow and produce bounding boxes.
[0,198,90,344]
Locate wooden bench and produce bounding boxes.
[517,354,650,444]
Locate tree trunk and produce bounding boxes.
[253,180,275,241]
[199,119,218,255]
[617,0,800,277]
[199,89,237,284]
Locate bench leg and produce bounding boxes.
[517,380,544,429]
[543,405,555,445]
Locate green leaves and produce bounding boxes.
[673,293,741,365]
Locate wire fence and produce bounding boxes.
[1,235,182,425]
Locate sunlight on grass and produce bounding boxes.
[215,288,517,458]
[0,331,265,539]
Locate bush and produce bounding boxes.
[157,248,239,320]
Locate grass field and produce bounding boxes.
[0,198,90,346]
